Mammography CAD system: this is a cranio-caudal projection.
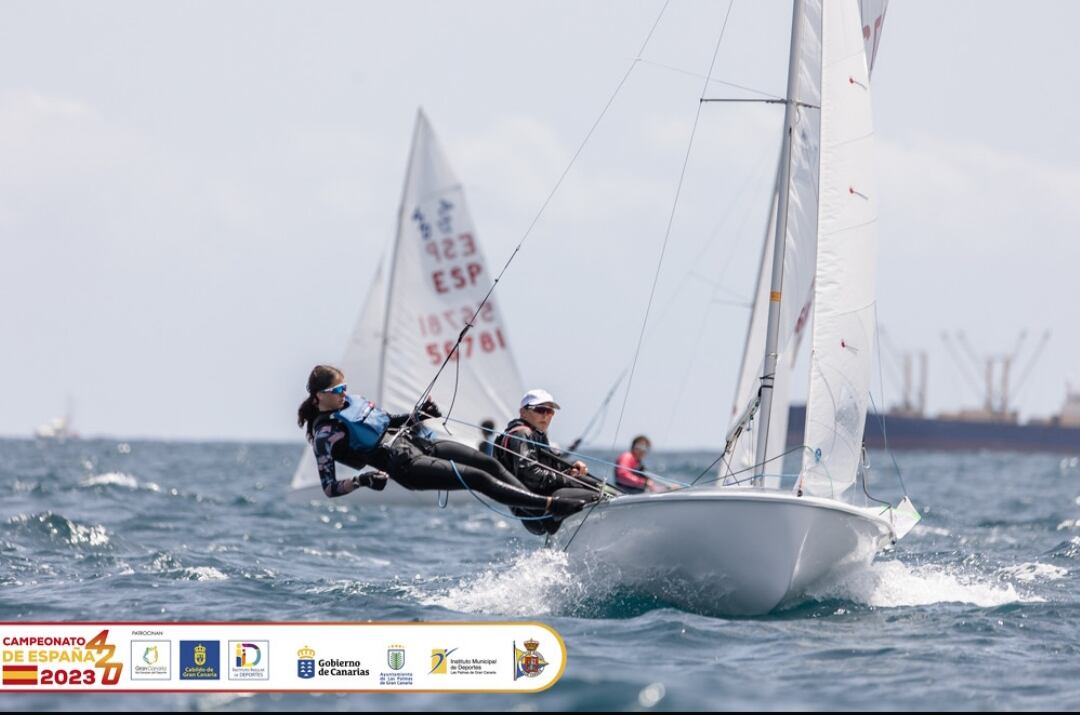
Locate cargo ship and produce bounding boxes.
[787,388,1080,455]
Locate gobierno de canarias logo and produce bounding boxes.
[2,629,123,687]
[297,645,315,679]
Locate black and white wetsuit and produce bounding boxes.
[311,412,555,511]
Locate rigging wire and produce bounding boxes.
[409,0,674,423]
[607,0,738,452]
[565,0,739,551]
[873,304,910,496]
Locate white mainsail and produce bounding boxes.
[290,110,524,494]
[799,0,879,500]
[725,0,889,481]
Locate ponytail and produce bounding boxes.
[297,394,321,442]
[298,364,345,442]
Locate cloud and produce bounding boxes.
[878,134,1080,249]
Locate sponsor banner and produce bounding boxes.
[0,622,564,693]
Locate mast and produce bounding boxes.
[754,0,806,484]
[377,110,424,404]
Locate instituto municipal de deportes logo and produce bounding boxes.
[387,645,405,671]
[228,640,269,680]
[130,640,171,680]
[297,646,315,679]
[429,648,458,674]
[513,638,547,680]
[179,640,220,680]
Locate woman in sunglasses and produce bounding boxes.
[495,389,607,535]
[296,365,592,519]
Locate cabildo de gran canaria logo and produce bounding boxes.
[296,646,315,679]
[179,641,220,680]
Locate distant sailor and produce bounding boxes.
[496,389,605,534]
[478,419,497,457]
[614,435,663,493]
[296,365,591,522]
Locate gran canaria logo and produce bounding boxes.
[130,639,170,681]
[513,638,548,680]
[296,646,315,679]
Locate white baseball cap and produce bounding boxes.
[520,389,561,410]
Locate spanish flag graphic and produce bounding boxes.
[3,665,38,686]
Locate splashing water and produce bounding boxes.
[996,562,1069,583]
[808,559,1029,608]
[415,549,586,616]
[81,472,139,489]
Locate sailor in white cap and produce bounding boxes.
[494,389,601,534]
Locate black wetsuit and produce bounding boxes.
[311,411,555,511]
[495,418,600,534]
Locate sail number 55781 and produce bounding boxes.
[426,330,507,364]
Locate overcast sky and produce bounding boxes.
[2,1,1078,447]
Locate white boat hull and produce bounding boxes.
[548,488,895,616]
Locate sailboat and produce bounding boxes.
[289,110,525,505]
[549,0,919,616]
[35,396,78,441]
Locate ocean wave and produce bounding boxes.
[996,562,1069,583]
[5,512,111,548]
[145,552,228,581]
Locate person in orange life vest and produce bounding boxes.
[614,435,664,493]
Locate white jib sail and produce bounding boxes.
[725,0,822,481]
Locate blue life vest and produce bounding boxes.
[334,395,391,452]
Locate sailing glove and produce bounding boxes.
[419,398,442,419]
[352,472,389,491]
